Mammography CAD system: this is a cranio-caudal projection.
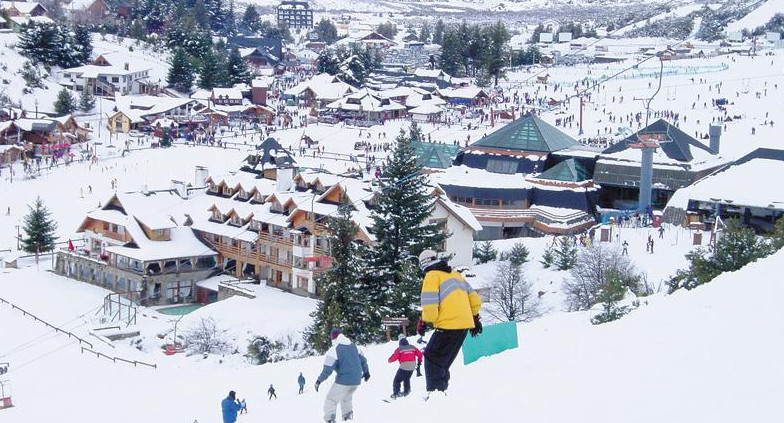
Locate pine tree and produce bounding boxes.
[240,4,260,34]
[305,200,369,352]
[22,197,58,254]
[167,48,195,93]
[483,21,510,85]
[432,19,445,45]
[316,48,340,75]
[73,24,93,65]
[668,219,771,292]
[54,88,76,115]
[473,240,497,264]
[315,18,338,44]
[540,241,555,268]
[419,21,431,43]
[225,46,251,86]
[198,49,226,89]
[590,270,631,325]
[366,123,447,336]
[78,88,95,112]
[554,236,577,271]
[502,242,529,266]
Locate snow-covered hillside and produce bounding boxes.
[727,0,784,32]
[1,236,783,422]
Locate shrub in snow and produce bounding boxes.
[485,260,543,323]
[554,236,577,271]
[20,60,47,89]
[499,242,529,266]
[184,317,231,355]
[540,241,555,268]
[590,276,637,325]
[667,219,771,293]
[473,240,497,264]
[563,245,643,312]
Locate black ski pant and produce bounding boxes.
[424,328,467,392]
[392,368,414,396]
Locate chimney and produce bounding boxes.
[276,166,294,192]
[709,125,722,155]
[124,62,129,71]
[195,165,209,186]
[171,180,188,199]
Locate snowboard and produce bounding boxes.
[461,321,518,365]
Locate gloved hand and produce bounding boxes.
[363,372,370,382]
[416,320,427,337]
[315,381,320,392]
[416,362,422,377]
[470,315,482,337]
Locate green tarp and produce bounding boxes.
[462,321,519,365]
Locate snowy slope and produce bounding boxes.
[2,243,783,422]
[726,0,784,32]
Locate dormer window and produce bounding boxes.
[222,186,232,195]
[211,209,222,221]
[238,189,247,199]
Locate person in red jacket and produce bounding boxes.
[387,337,423,398]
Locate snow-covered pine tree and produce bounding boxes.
[17,21,59,65]
[21,197,58,254]
[167,47,195,93]
[240,4,260,34]
[473,240,497,264]
[305,200,369,352]
[78,87,95,112]
[73,25,92,65]
[198,49,225,89]
[54,87,76,115]
[540,241,555,268]
[365,123,448,337]
[555,236,577,270]
[225,46,251,85]
[316,49,340,75]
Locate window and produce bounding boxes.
[112,77,119,83]
[486,158,518,174]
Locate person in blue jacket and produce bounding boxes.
[315,329,369,423]
[221,390,242,423]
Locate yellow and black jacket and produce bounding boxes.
[420,267,481,330]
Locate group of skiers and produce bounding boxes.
[221,249,483,423]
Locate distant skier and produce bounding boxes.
[658,226,665,239]
[221,391,242,423]
[298,372,306,394]
[387,336,423,398]
[622,240,629,255]
[268,384,277,400]
[315,329,369,422]
[240,399,248,414]
[417,250,482,396]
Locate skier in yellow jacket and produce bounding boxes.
[417,249,482,394]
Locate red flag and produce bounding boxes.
[68,240,74,252]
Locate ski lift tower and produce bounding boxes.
[628,133,665,213]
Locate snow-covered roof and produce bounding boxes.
[0,1,44,14]
[326,88,407,113]
[437,87,487,100]
[212,88,243,101]
[435,195,482,232]
[666,148,784,211]
[112,95,199,123]
[408,103,444,115]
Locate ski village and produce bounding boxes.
[1,0,784,421]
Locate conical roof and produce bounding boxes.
[471,115,579,153]
[535,159,591,182]
[603,119,712,162]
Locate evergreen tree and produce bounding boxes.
[129,19,147,40]
[590,270,631,325]
[315,18,338,44]
[501,242,529,266]
[376,22,398,39]
[316,48,340,75]
[225,46,251,85]
[554,236,577,271]
[540,241,555,268]
[419,21,431,43]
[198,48,226,89]
[240,4,260,34]
[305,200,369,352]
[167,47,195,93]
[438,29,461,75]
[78,88,95,112]
[366,123,448,336]
[222,0,237,36]
[770,216,784,251]
[21,197,58,254]
[54,88,76,115]
[73,25,93,65]
[668,219,771,292]
[432,19,445,45]
[483,21,510,85]
[17,22,59,65]
[473,240,497,264]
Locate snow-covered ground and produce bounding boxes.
[1,231,782,422]
[726,0,784,32]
